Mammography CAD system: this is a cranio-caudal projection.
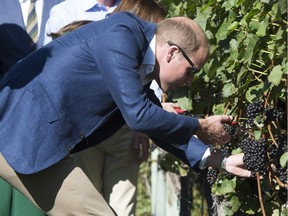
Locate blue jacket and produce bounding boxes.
[0,12,208,174]
[0,0,64,79]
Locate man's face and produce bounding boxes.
[157,43,208,93]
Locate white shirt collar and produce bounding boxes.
[139,35,156,85]
[85,0,121,13]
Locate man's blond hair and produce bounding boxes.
[156,17,210,56]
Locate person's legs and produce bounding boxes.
[72,146,105,192]
[102,125,140,216]
[0,153,116,216]
[69,124,140,216]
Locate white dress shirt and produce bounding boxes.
[19,0,43,35]
[137,35,163,101]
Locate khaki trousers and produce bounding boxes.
[0,153,116,216]
[72,124,140,216]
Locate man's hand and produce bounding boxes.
[134,132,150,164]
[195,115,233,145]
[161,102,179,113]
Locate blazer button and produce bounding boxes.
[79,133,85,139]
[67,146,72,152]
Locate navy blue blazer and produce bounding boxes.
[0,0,64,79]
[0,12,208,174]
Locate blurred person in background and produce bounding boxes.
[44,0,120,45]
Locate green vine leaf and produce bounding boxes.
[222,0,238,11]
[170,87,191,110]
[280,152,288,168]
[227,21,239,33]
[253,130,262,140]
[231,148,242,154]
[260,0,269,4]
[246,209,256,215]
[268,65,283,86]
[212,103,225,115]
[245,83,264,102]
[278,0,288,15]
[256,17,268,37]
[218,178,236,195]
[230,195,240,212]
[243,34,259,63]
[223,82,236,97]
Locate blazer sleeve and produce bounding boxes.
[151,136,207,171]
[144,84,208,171]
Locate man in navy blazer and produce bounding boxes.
[0,0,64,79]
[0,12,250,215]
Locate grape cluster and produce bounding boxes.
[264,106,283,123]
[220,142,233,155]
[246,99,285,127]
[206,168,219,185]
[208,98,287,213]
[240,137,269,178]
[267,143,278,163]
[222,122,244,145]
[246,99,264,126]
[223,123,237,136]
[273,135,288,184]
[276,135,288,154]
[277,100,287,129]
[277,187,288,204]
[275,168,288,184]
[223,170,234,180]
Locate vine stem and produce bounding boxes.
[252,71,263,82]
[249,67,267,75]
[274,175,288,189]
[267,167,286,206]
[237,108,243,123]
[256,172,266,216]
[267,123,277,145]
[264,89,270,107]
[223,102,230,115]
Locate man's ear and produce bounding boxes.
[166,46,178,63]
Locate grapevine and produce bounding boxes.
[154,0,287,215]
[207,97,288,216]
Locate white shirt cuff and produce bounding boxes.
[199,146,214,169]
